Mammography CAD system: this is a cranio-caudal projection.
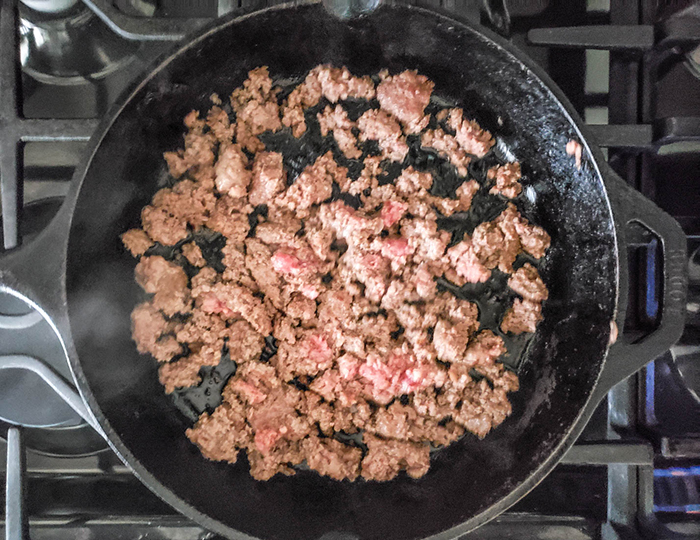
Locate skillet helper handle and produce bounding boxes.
[594,174,687,400]
[0,187,73,336]
[0,187,99,432]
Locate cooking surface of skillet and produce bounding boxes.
[61,3,620,539]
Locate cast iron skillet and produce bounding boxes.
[0,2,688,539]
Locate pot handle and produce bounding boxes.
[593,169,687,402]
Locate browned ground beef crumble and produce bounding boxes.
[123,65,551,482]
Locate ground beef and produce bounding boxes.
[281,71,323,138]
[286,293,317,322]
[566,139,582,170]
[230,67,282,153]
[488,162,522,198]
[248,151,286,206]
[246,388,310,452]
[303,436,362,481]
[319,200,383,247]
[126,64,551,483]
[135,256,190,316]
[200,282,273,335]
[446,238,491,284]
[395,166,433,197]
[508,263,548,302]
[367,402,419,440]
[237,100,282,153]
[277,151,343,216]
[255,210,303,248]
[270,244,329,300]
[314,64,376,103]
[421,128,471,176]
[362,435,430,481]
[227,319,266,363]
[302,394,369,435]
[445,108,495,158]
[476,362,520,393]
[433,318,473,363]
[501,298,542,334]
[243,238,282,308]
[422,294,478,333]
[121,228,153,256]
[206,197,251,245]
[453,378,512,438]
[409,262,439,299]
[401,218,450,262]
[186,398,251,462]
[383,166,475,219]
[206,105,234,144]
[183,112,217,168]
[462,330,506,367]
[471,221,506,270]
[161,111,217,179]
[358,348,447,405]
[282,65,374,139]
[140,206,188,246]
[219,243,255,287]
[456,179,480,212]
[368,402,464,448]
[376,70,433,134]
[230,66,276,111]
[131,302,181,362]
[225,361,281,405]
[182,242,205,267]
[214,143,251,198]
[357,109,409,162]
[163,151,189,179]
[473,222,518,277]
[347,155,382,195]
[516,221,551,260]
[304,216,336,263]
[247,441,305,480]
[274,332,335,380]
[158,347,222,393]
[151,180,218,230]
[497,203,551,259]
[175,308,227,347]
[318,105,362,159]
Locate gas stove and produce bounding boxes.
[0,0,699,539]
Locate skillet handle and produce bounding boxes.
[0,194,73,335]
[592,170,687,402]
[0,200,90,427]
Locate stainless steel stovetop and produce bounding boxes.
[1,1,699,539]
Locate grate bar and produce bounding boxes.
[562,442,653,466]
[0,1,20,250]
[654,117,700,146]
[18,119,99,143]
[80,0,211,41]
[528,25,654,51]
[588,124,654,149]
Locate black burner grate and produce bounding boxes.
[0,1,699,539]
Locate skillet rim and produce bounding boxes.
[61,2,620,539]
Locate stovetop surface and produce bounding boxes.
[1,0,700,539]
